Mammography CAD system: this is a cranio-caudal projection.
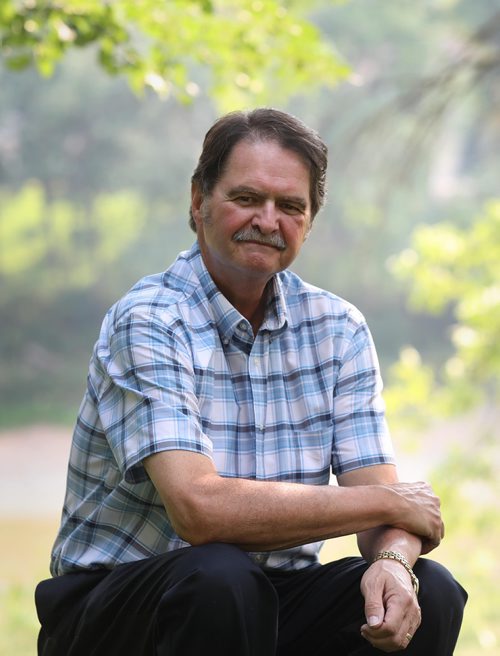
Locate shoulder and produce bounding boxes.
[102,247,210,341]
[278,269,367,333]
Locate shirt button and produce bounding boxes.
[222,338,229,345]
[238,321,247,331]
[254,554,266,564]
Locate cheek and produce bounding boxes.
[283,223,308,248]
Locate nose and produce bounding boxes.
[252,200,279,234]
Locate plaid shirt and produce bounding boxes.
[51,243,394,576]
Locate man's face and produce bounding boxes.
[191,138,312,291]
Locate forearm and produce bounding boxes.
[145,452,443,552]
[167,474,398,551]
[339,464,442,559]
[144,452,410,551]
[357,526,422,566]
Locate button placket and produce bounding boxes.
[249,335,270,478]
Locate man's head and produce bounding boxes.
[189,108,328,232]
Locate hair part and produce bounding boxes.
[189,108,328,232]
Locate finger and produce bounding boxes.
[362,626,415,653]
[404,630,414,648]
[361,601,421,650]
[364,595,385,629]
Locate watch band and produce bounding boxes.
[373,550,420,596]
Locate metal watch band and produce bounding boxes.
[372,550,420,596]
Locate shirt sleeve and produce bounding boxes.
[92,308,213,483]
[331,312,395,475]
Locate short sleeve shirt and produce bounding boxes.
[51,243,395,576]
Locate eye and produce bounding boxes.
[280,202,304,215]
[235,195,254,205]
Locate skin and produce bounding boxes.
[144,137,445,652]
[191,138,312,333]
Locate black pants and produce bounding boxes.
[35,544,467,655]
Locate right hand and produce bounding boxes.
[386,481,444,553]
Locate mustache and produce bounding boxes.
[233,227,286,251]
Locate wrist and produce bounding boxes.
[373,550,420,596]
[378,484,406,526]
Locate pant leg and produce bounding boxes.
[404,558,468,656]
[271,557,373,656]
[36,543,278,656]
[154,543,278,655]
[269,556,467,656]
[36,569,109,656]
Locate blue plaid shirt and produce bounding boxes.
[51,243,394,576]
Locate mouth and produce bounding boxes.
[233,231,286,251]
[239,239,284,251]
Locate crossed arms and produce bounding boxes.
[144,450,443,553]
[144,450,444,652]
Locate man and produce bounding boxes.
[36,108,466,655]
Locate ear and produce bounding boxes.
[303,217,313,242]
[191,182,204,228]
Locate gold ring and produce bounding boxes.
[406,633,413,642]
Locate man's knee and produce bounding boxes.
[414,558,467,640]
[163,543,276,609]
[155,544,278,654]
[416,558,467,608]
[184,542,264,577]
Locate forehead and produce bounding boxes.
[217,138,311,200]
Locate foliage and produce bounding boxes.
[383,197,500,653]
[291,0,500,365]
[0,0,349,109]
[0,181,147,303]
[385,200,500,425]
[429,432,500,653]
[0,181,152,425]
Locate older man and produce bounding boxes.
[36,108,466,655]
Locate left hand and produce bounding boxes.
[360,558,421,652]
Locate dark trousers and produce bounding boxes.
[35,544,467,655]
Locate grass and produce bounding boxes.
[0,402,79,431]
[0,518,58,656]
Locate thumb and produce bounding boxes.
[364,595,385,629]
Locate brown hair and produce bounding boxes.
[189,108,328,231]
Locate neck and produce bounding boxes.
[216,278,270,335]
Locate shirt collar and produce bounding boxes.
[188,242,288,344]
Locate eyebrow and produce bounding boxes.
[226,185,308,210]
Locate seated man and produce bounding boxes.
[36,108,467,655]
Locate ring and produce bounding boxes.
[406,633,413,642]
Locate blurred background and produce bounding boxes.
[0,0,499,653]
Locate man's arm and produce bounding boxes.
[338,465,438,652]
[338,464,430,561]
[144,450,443,552]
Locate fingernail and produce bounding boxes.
[368,616,380,626]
